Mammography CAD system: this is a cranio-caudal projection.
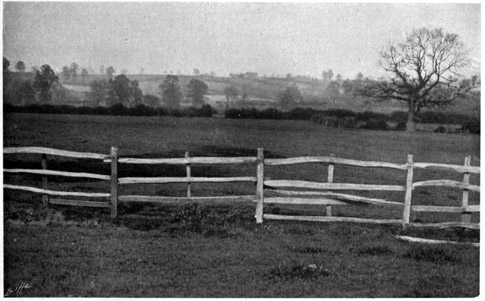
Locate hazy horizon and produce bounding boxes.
[3,2,481,79]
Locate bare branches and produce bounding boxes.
[357,27,479,117]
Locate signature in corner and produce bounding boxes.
[4,282,32,297]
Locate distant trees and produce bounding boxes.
[81,68,89,82]
[3,57,11,86]
[89,79,109,106]
[33,64,58,103]
[130,80,143,106]
[62,66,71,80]
[15,61,26,72]
[322,69,334,81]
[223,86,239,108]
[112,74,132,106]
[187,79,208,106]
[357,27,480,132]
[279,86,303,109]
[18,81,36,105]
[160,75,182,109]
[106,66,115,79]
[89,74,144,107]
[70,62,79,81]
[143,94,161,107]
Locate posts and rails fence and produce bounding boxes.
[3,146,480,230]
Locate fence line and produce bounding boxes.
[3,146,480,231]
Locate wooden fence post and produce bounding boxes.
[185,151,192,197]
[326,154,335,216]
[402,154,414,228]
[41,154,49,208]
[110,147,118,220]
[461,156,471,223]
[255,148,264,224]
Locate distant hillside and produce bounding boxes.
[6,71,480,118]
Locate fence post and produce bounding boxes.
[41,154,49,208]
[255,148,264,224]
[326,154,335,216]
[110,147,118,220]
[185,151,192,197]
[402,154,414,228]
[461,156,471,223]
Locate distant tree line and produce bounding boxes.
[224,107,479,134]
[3,57,61,105]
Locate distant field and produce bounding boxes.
[3,113,480,297]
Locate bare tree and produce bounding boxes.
[358,28,479,132]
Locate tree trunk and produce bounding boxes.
[406,99,417,132]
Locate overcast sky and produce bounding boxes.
[2,2,481,79]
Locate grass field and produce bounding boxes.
[3,113,480,297]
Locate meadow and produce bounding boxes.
[3,113,480,297]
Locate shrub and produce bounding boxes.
[356,111,388,121]
[324,108,356,118]
[130,104,157,116]
[360,118,391,130]
[108,103,127,115]
[225,108,242,118]
[462,118,480,134]
[197,104,216,117]
[285,107,316,120]
[394,122,407,131]
[389,111,408,123]
[259,108,282,119]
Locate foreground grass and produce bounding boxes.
[4,203,480,298]
[3,113,480,297]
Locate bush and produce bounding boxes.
[360,118,391,130]
[285,107,316,120]
[108,103,127,115]
[259,108,283,119]
[462,118,480,134]
[197,104,215,117]
[389,111,408,123]
[324,108,357,118]
[394,122,407,131]
[356,111,388,121]
[225,108,242,118]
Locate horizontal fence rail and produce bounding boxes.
[264,156,407,170]
[3,146,480,235]
[4,147,107,160]
[118,176,257,185]
[412,180,480,192]
[413,162,480,174]
[118,195,256,204]
[4,168,111,180]
[264,180,406,191]
[3,184,110,198]
[104,157,257,165]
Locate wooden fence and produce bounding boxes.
[3,146,480,230]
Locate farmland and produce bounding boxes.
[3,113,480,297]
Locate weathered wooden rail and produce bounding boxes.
[3,146,480,231]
